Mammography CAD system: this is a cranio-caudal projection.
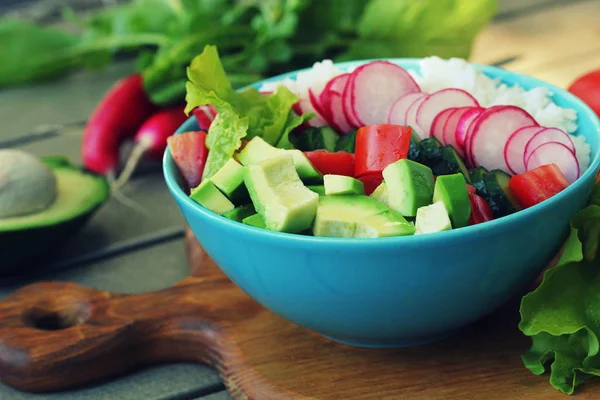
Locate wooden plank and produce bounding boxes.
[0,240,225,399]
[471,0,600,88]
[199,392,234,400]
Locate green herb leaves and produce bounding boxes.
[519,181,600,394]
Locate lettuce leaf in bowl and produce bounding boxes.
[519,182,600,394]
[184,45,308,179]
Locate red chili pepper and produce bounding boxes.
[304,150,355,177]
[508,164,569,209]
[354,124,411,177]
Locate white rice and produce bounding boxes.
[260,56,591,172]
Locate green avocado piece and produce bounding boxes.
[189,180,235,215]
[369,182,389,206]
[307,185,326,196]
[382,158,435,217]
[209,158,250,204]
[0,159,109,275]
[244,153,319,233]
[236,136,322,184]
[415,201,452,234]
[313,195,415,238]
[242,213,267,229]
[222,203,256,222]
[433,173,471,228]
[324,174,365,196]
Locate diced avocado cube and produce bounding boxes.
[209,158,250,203]
[236,137,322,184]
[222,203,256,222]
[415,201,452,234]
[244,153,319,233]
[370,182,389,206]
[189,180,235,215]
[324,174,364,196]
[242,213,266,229]
[433,173,471,228]
[313,195,415,238]
[382,159,434,217]
[307,185,326,196]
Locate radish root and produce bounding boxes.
[106,170,151,216]
[111,139,151,192]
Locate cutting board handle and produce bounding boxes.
[0,275,258,393]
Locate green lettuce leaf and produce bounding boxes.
[202,106,248,180]
[340,0,498,60]
[519,182,600,394]
[185,45,307,178]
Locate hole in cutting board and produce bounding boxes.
[22,298,90,331]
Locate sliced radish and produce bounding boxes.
[525,141,580,183]
[504,126,546,174]
[415,89,479,138]
[319,74,351,126]
[405,95,430,139]
[524,127,575,163]
[430,108,458,143]
[442,107,474,155]
[298,98,328,127]
[292,101,303,116]
[323,73,351,95]
[309,88,326,120]
[388,92,428,125]
[342,74,362,128]
[327,93,353,135]
[469,105,538,171]
[455,107,484,151]
[348,61,420,125]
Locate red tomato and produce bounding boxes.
[568,69,600,118]
[466,183,476,195]
[167,131,209,190]
[357,173,383,196]
[354,124,411,177]
[468,192,494,225]
[508,164,569,209]
[304,150,354,177]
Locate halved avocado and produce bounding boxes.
[0,155,109,275]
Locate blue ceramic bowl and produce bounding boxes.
[164,59,600,348]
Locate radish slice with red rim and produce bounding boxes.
[298,98,328,127]
[430,108,458,144]
[323,73,351,95]
[348,61,420,125]
[441,107,475,155]
[405,95,430,139]
[504,126,546,174]
[525,141,580,183]
[327,92,353,134]
[524,127,575,163]
[415,88,479,137]
[309,88,326,121]
[342,74,362,128]
[469,105,538,171]
[388,92,428,125]
[319,74,351,126]
[455,107,484,151]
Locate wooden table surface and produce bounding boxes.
[0,0,599,399]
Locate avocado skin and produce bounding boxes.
[0,159,109,276]
[0,205,101,276]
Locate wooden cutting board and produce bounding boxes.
[0,226,598,399]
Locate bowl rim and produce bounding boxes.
[163,57,600,246]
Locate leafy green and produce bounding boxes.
[340,0,498,61]
[185,45,310,178]
[519,182,600,394]
[0,0,498,106]
[202,106,248,180]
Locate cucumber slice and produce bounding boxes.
[482,169,520,218]
[469,166,489,198]
[432,146,471,183]
[335,128,357,153]
[416,137,443,169]
[290,126,339,152]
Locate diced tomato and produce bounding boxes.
[193,107,214,131]
[358,173,383,196]
[354,124,411,177]
[167,131,209,190]
[468,192,494,225]
[304,150,354,177]
[508,163,569,209]
[466,183,476,195]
